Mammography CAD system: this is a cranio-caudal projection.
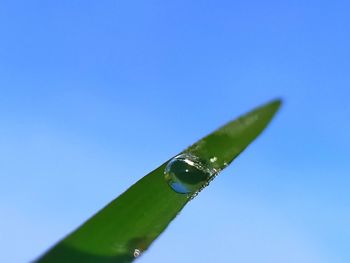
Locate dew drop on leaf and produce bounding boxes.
[164,153,217,194]
[133,248,141,258]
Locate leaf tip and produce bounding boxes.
[269,98,283,110]
[262,98,283,118]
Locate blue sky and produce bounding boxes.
[0,1,349,262]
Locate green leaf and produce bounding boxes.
[37,99,282,263]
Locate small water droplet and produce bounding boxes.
[210,156,217,163]
[164,153,217,194]
[133,248,141,258]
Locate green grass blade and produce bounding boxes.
[37,99,282,263]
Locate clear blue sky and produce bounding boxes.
[1,1,349,262]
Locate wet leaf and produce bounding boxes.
[37,99,282,263]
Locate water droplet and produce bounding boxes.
[133,248,141,258]
[164,153,217,194]
[209,156,217,163]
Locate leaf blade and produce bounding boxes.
[37,99,282,263]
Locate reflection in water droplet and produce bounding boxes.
[164,153,217,194]
[133,249,141,258]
